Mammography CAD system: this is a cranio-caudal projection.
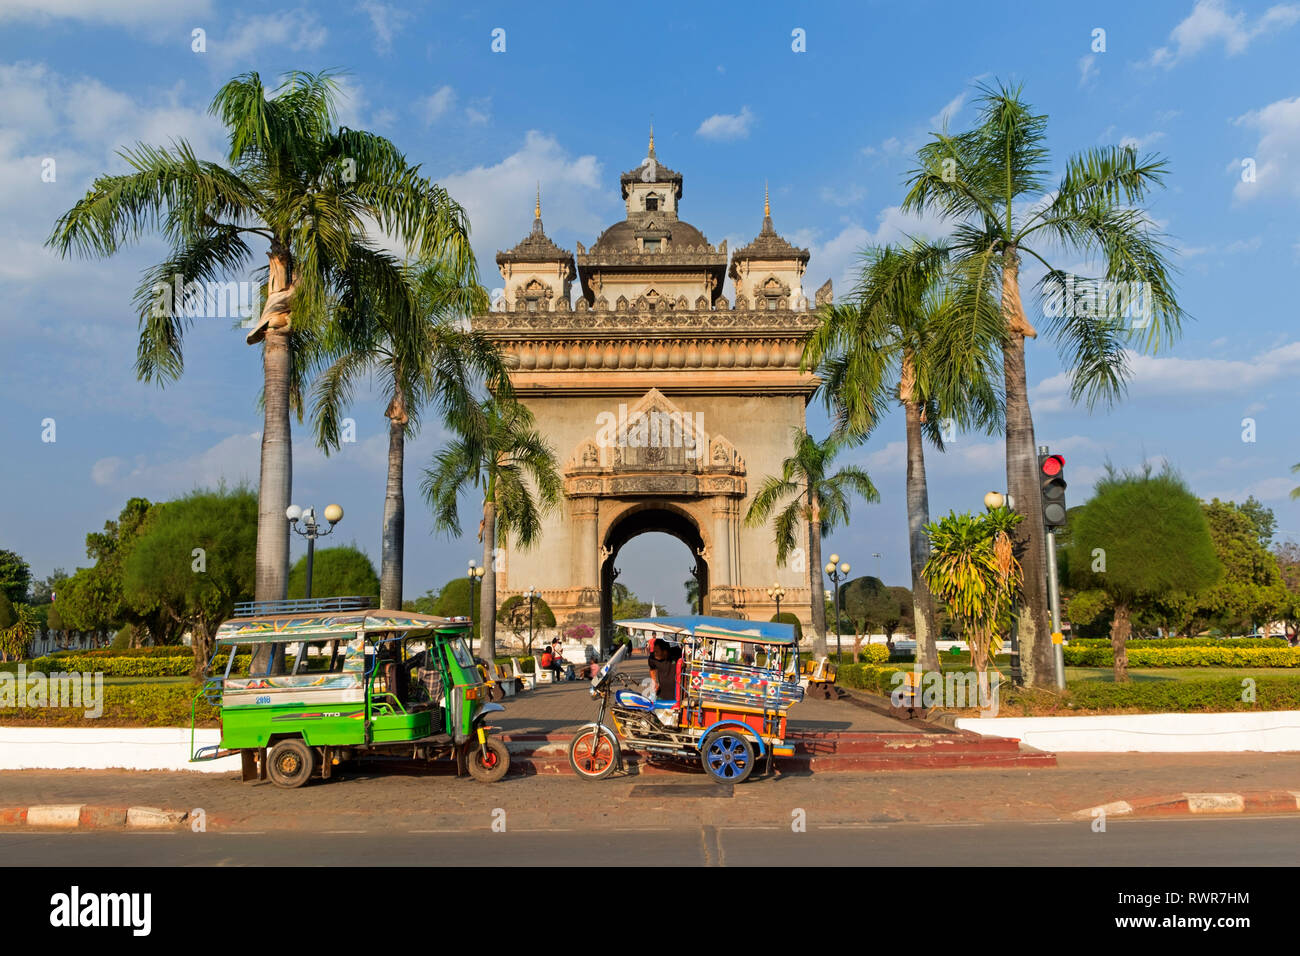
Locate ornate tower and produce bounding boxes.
[473,138,828,645]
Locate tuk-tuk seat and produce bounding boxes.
[615,690,677,712]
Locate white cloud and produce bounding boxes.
[439,130,607,267]
[358,0,410,54]
[1148,0,1300,68]
[1233,95,1300,202]
[0,0,212,26]
[1078,55,1099,88]
[696,106,754,141]
[1203,476,1298,503]
[1031,341,1300,411]
[422,85,456,124]
[800,204,953,296]
[929,93,965,130]
[1118,131,1165,150]
[216,8,328,62]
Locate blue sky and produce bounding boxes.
[1,0,1298,609]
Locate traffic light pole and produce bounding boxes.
[1045,528,1066,689]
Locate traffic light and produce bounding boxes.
[1039,453,1067,528]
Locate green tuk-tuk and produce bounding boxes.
[191,597,510,787]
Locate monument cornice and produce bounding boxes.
[472,309,819,334]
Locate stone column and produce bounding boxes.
[711,495,733,609]
[571,496,600,591]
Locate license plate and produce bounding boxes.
[476,727,487,744]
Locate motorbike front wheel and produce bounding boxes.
[568,724,620,780]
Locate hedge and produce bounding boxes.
[0,683,219,727]
[26,654,251,677]
[1068,637,1288,649]
[1063,645,1300,668]
[1005,675,1300,715]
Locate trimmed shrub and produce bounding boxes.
[1063,645,1300,668]
[1068,637,1287,649]
[28,654,251,677]
[858,643,890,664]
[0,682,219,727]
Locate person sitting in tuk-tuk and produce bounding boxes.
[648,638,683,702]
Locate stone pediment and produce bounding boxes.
[564,388,746,498]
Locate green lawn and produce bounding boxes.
[1064,666,1280,683]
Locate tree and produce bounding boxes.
[902,82,1184,685]
[1068,467,1220,680]
[804,240,1001,672]
[1196,499,1287,635]
[923,508,1023,696]
[0,603,39,662]
[745,429,879,657]
[402,587,440,614]
[840,575,891,656]
[0,550,31,603]
[499,593,556,654]
[423,397,562,660]
[49,70,475,605]
[1273,541,1300,643]
[313,258,505,610]
[287,545,380,600]
[884,586,915,646]
[683,576,701,614]
[121,487,258,672]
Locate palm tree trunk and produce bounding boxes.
[255,326,293,600]
[904,399,940,672]
[254,246,293,605]
[807,489,828,658]
[380,414,404,610]
[480,494,498,662]
[1001,248,1053,687]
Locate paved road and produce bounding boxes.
[4,815,1298,866]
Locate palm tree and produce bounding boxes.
[922,508,1023,702]
[47,70,474,605]
[1290,463,1299,500]
[313,259,508,610]
[805,241,1002,672]
[423,398,562,661]
[901,81,1184,685]
[744,429,880,657]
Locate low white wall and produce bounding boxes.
[956,710,1300,753]
[0,727,237,773]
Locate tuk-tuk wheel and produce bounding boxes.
[267,739,316,788]
[466,737,510,783]
[701,730,755,784]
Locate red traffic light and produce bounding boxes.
[1040,454,1064,477]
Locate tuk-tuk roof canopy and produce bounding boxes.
[215,610,471,645]
[615,615,797,646]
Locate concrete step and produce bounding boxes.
[501,731,1055,775]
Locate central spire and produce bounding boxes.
[535,182,542,220]
[764,181,770,218]
[648,121,655,158]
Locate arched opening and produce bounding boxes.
[600,505,707,650]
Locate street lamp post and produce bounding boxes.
[525,586,540,655]
[286,503,343,599]
[825,554,851,662]
[467,560,484,615]
[767,583,785,620]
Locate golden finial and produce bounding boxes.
[764,181,770,218]
[648,122,655,157]
[535,182,541,219]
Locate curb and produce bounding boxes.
[1072,790,1300,820]
[0,805,189,830]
